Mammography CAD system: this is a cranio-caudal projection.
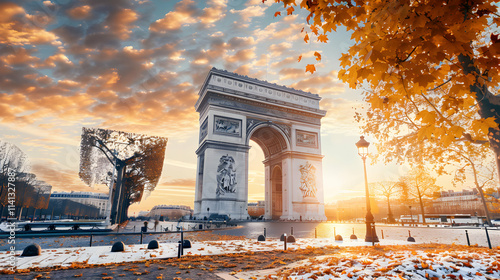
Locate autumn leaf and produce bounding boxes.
[274,11,281,17]
[298,55,302,62]
[314,51,321,61]
[287,6,294,15]
[306,64,316,74]
[310,25,319,35]
[317,34,328,43]
[304,33,309,43]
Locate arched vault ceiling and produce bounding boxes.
[250,126,287,158]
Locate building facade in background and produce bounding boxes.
[50,191,109,216]
[430,189,485,215]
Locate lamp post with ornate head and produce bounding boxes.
[355,136,379,243]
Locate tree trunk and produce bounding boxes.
[119,197,130,224]
[416,186,427,225]
[116,180,128,224]
[476,186,493,226]
[387,196,394,223]
[32,208,37,222]
[459,54,500,187]
[110,162,126,224]
[18,207,23,220]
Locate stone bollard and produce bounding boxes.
[286,235,296,243]
[280,233,287,241]
[258,235,266,241]
[21,244,41,257]
[182,239,192,249]
[335,235,343,241]
[407,230,415,242]
[350,228,357,240]
[111,241,125,252]
[148,240,159,249]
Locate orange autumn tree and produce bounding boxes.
[268,0,500,176]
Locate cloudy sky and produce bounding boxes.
[1,0,417,214]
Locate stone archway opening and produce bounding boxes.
[249,125,289,220]
[247,139,265,218]
[271,165,283,220]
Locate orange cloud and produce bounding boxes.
[149,0,198,32]
[268,42,292,57]
[67,5,91,20]
[225,48,256,63]
[1,47,40,65]
[199,0,227,25]
[0,2,25,23]
[106,8,139,40]
[0,3,59,46]
[39,53,73,68]
[289,70,344,96]
[253,17,302,42]
[32,163,104,193]
[278,67,303,80]
[160,178,196,187]
[229,5,267,22]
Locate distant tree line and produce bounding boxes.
[0,139,51,220]
[44,199,100,219]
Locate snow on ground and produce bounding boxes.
[255,245,500,280]
[1,238,409,270]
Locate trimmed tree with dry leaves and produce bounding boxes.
[79,127,167,224]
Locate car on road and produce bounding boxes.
[208,214,230,221]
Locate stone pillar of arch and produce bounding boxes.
[194,68,327,221]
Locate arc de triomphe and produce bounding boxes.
[194,68,327,221]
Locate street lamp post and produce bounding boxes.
[355,136,379,243]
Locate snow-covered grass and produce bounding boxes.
[264,245,500,280]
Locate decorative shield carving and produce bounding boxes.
[299,162,317,198]
[216,155,237,196]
